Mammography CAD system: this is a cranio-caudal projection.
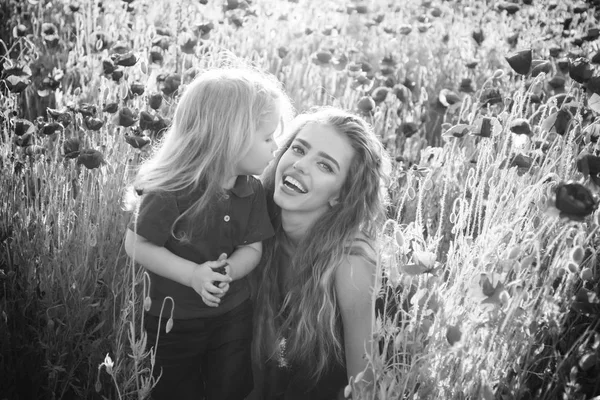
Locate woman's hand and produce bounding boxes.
[191,255,231,307]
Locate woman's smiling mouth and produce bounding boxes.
[283,175,308,193]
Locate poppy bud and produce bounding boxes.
[505,49,532,75]
[554,182,598,220]
[530,60,551,77]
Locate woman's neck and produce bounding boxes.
[280,209,323,245]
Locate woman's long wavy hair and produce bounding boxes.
[124,67,292,239]
[253,107,391,383]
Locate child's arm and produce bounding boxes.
[224,241,262,281]
[124,229,231,307]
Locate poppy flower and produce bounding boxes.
[113,107,138,127]
[357,96,375,115]
[554,182,598,220]
[129,82,145,96]
[5,75,30,93]
[548,75,566,90]
[77,149,106,169]
[195,22,214,39]
[506,32,519,48]
[41,23,59,47]
[549,47,562,57]
[124,134,151,149]
[111,41,131,55]
[510,118,532,135]
[148,92,163,110]
[139,111,156,131]
[63,137,81,159]
[400,122,419,137]
[151,116,169,135]
[102,59,115,75]
[160,74,181,96]
[570,58,593,83]
[46,108,72,127]
[25,145,46,157]
[84,116,104,131]
[459,78,475,93]
[152,36,170,50]
[480,88,503,105]
[498,2,520,14]
[13,119,35,136]
[12,24,28,38]
[76,104,97,118]
[313,51,332,65]
[277,46,289,59]
[111,68,124,82]
[505,49,532,75]
[466,60,479,69]
[472,28,485,45]
[41,122,63,135]
[179,33,197,54]
[102,102,119,114]
[14,131,34,147]
[351,75,374,92]
[438,89,461,107]
[371,87,390,103]
[577,154,600,185]
[399,25,412,35]
[114,52,137,67]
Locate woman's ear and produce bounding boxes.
[328,197,339,208]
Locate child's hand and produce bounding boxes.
[191,255,231,307]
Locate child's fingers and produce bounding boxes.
[201,288,221,305]
[217,253,228,261]
[212,271,232,283]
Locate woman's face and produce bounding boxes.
[273,122,355,215]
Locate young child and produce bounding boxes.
[123,67,293,400]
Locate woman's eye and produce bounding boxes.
[291,145,304,155]
[318,162,333,172]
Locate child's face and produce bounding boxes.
[235,107,281,176]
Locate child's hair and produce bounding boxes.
[125,67,293,240]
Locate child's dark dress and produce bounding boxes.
[129,175,274,400]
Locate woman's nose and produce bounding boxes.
[292,157,308,173]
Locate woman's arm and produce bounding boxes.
[124,229,231,306]
[334,251,376,391]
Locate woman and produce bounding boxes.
[252,107,391,399]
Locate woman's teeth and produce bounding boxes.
[283,176,307,193]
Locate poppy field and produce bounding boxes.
[2,0,600,399]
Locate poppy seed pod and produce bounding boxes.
[554,182,598,220]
